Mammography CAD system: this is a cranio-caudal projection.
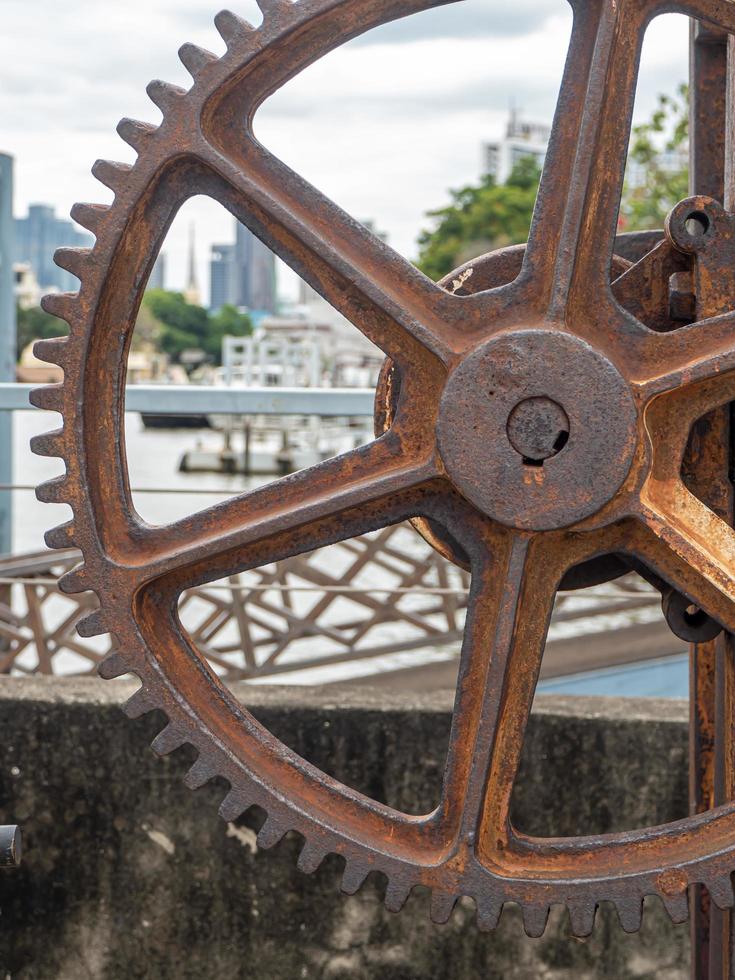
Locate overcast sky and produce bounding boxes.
[0,0,689,303]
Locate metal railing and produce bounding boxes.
[0,382,376,416]
[0,380,676,689]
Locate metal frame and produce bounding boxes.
[20,0,735,963]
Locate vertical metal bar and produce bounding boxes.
[688,20,730,980]
[720,33,735,978]
[0,154,15,557]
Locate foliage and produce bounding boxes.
[17,304,67,355]
[619,83,689,231]
[416,156,541,281]
[416,87,690,281]
[207,305,254,363]
[139,291,253,365]
[16,292,254,367]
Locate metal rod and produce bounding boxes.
[688,20,731,977]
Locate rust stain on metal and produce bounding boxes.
[27,0,735,945]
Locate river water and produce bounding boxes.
[13,410,271,551]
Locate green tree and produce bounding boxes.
[416,89,690,281]
[142,289,209,361]
[204,304,253,362]
[620,83,689,231]
[416,156,541,281]
[138,290,253,365]
[16,304,68,356]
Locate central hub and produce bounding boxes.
[436,330,637,531]
[506,396,570,465]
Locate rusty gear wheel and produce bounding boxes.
[30,0,735,938]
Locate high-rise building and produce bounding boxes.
[209,243,236,311]
[483,111,550,184]
[183,224,201,307]
[235,223,276,314]
[14,204,92,294]
[148,252,166,291]
[209,222,276,314]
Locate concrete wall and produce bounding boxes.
[0,679,692,979]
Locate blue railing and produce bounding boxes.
[0,381,376,554]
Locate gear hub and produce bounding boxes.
[437,330,637,530]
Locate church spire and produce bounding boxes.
[183,222,201,306]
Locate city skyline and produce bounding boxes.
[14,203,92,294]
[0,1,689,300]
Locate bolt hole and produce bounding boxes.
[521,429,568,467]
[553,430,569,452]
[685,211,710,237]
[684,604,709,628]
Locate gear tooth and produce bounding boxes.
[76,610,108,638]
[35,475,68,504]
[30,428,65,458]
[92,159,133,194]
[33,337,68,367]
[124,687,158,720]
[707,875,735,910]
[661,891,689,924]
[59,565,91,594]
[296,839,326,874]
[214,10,254,46]
[151,723,187,757]
[40,292,77,322]
[54,247,92,279]
[146,79,187,115]
[44,521,75,549]
[183,756,218,790]
[340,861,369,896]
[476,897,502,931]
[384,878,412,913]
[117,118,159,152]
[98,651,132,680]
[616,899,643,933]
[29,384,64,412]
[429,891,458,925]
[219,789,248,822]
[70,202,110,237]
[178,42,218,79]
[256,0,291,16]
[567,902,596,938]
[256,816,287,850]
[522,904,550,939]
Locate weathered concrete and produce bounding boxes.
[0,678,692,979]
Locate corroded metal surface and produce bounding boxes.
[29,0,735,941]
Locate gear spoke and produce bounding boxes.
[437,529,560,859]
[129,435,438,586]
[189,0,469,366]
[204,140,457,365]
[636,313,735,399]
[635,487,735,633]
[520,0,647,339]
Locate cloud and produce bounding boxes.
[353,0,564,44]
[0,0,689,295]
